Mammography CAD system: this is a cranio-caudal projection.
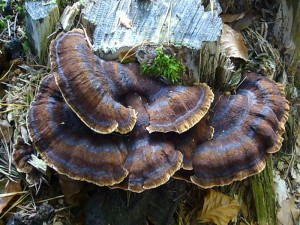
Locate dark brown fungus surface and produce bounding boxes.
[50,29,214,134]
[13,137,41,185]
[13,137,35,174]
[27,75,129,186]
[190,73,289,188]
[27,75,184,191]
[114,93,183,192]
[171,115,214,170]
[50,29,137,134]
[146,83,214,133]
[29,29,290,191]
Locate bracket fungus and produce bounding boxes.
[25,29,289,192]
[175,72,289,188]
[50,30,138,134]
[26,29,213,192]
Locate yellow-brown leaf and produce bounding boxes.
[198,189,240,225]
[0,179,22,213]
[220,24,248,61]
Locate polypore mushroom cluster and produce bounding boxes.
[19,29,289,192]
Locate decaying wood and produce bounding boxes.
[82,0,222,59]
[273,0,300,90]
[60,2,83,31]
[25,1,59,63]
[82,0,224,82]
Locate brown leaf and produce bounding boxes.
[0,179,22,213]
[277,197,300,225]
[220,24,248,61]
[0,120,12,143]
[198,189,240,225]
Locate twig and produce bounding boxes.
[47,24,61,39]
[0,191,28,198]
[167,0,173,46]
[120,39,150,63]
[210,0,214,18]
[36,195,65,204]
[108,0,121,18]
[0,63,15,82]
[158,0,172,43]
[13,12,18,39]
[7,19,11,38]
[80,24,93,49]
[0,192,30,219]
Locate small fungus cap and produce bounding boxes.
[13,137,34,174]
[13,137,41,185]
[146,83,214,134]
[171,115,214,170]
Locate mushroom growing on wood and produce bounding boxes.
[146,84,213,134]
[177,72,289,188]
[28,29,215,190]
[13,137,35,174]
[25,28,290,192]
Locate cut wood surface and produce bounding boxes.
[82,0,223,59]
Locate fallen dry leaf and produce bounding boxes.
[277,197,300,225]
[220,24,248,61]
[118,11,133,29]
[198,189,240,225]
[0,120,12,143]
[0,178,22,213]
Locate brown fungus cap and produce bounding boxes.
[13,137,35,174]
[13,137,41,185]
[113,93,183,192]
[190,73,289,188]
[50,29,138,134]
[146,83,214,133]
[27,75,129,186]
